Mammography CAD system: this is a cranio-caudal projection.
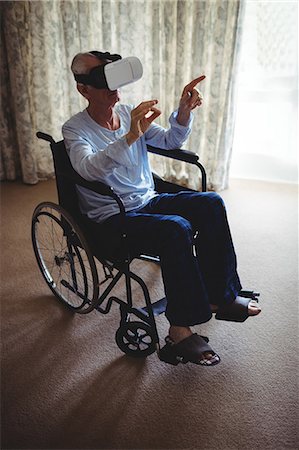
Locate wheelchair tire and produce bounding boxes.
[115,321,156,357]
[32,201,99,314]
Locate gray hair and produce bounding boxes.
[71,52,98,75]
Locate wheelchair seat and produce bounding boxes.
[31,132,207,359]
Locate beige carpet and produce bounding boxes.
[1,178,298,450]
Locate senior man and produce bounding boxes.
[62,51,261,366]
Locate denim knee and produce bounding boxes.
[203,192,225,207]
[158,215,193,247]
[199,192,226,218]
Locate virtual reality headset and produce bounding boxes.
[74,51,143,91]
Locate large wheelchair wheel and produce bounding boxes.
[115,321,157,357]
[32,202,99,314]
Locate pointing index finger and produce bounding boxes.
[183,75,206,95]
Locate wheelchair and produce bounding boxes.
[31,131,208,360]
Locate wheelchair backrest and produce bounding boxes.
[50,140,82,219]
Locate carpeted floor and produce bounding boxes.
[1,178,298,450]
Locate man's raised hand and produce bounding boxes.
[177,75,206,126]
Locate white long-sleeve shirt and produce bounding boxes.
[62,103,193,223]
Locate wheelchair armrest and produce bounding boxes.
[146,145,207,192]
[147,145,199,164]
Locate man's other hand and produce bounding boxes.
[177,75,205,126]
[126,100,161,146]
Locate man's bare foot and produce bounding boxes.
[169,326,193,344]
[168,326,218,364]
[210,299,261,316]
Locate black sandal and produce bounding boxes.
[215,290,260,322]
[159,333,221,366]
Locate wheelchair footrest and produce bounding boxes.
[239,290,260,301]
[139,297,167,317]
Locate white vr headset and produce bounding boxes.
[74,51,143,91]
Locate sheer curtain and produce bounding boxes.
[230,0,298,184]
[1,0,243,189]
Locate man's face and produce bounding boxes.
[78,55,120,106]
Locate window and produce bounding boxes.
[231,0,298,183]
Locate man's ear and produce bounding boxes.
[77,83,90,99]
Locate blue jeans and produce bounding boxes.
[95,192,242,327]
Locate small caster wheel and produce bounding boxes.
[115,321,156,357]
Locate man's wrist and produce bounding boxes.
[125,131,139,146]
[177,110,191,127]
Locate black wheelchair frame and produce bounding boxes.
[31,132,207,359]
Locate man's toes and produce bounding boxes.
[248,300,261,316]
[200,352,220,366]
